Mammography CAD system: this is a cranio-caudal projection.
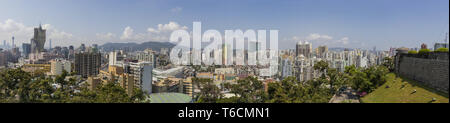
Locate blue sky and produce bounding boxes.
[0,0,448,50]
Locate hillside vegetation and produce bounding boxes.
[361,73,449,103]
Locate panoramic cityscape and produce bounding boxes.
[0,0,449,104]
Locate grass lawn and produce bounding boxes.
[361,73,449,103]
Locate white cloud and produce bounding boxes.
[96,32,116,41]
[120,26,134,40]
[306,33,333,41]
[291,36,300,41]
[42,24,74,42]
[0,19,76,47]
[120,21,188,42]
[337,37,349,44]
[148,21,188,33]
[170,7,183,13]
[1,19,190,46]
[285,33,354,48]
[0,19,34,46]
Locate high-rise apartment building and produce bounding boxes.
[50,59,72,76]
[0,51,7,67]
[317,45,328,58]
[126,62,153,94]
[74,52,101,78]
[109,50,125,66]
[136,49,156,67]
[118,73,135,96]
[296,41,312,58]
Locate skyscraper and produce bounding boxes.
[296,41,312,58]
[22,43,31,58]
[12,36,15,48]
[221,44,232,65]
[68,45,75,60]
[31,24,46,53]
[78,44,86,52]
[109,50,125,66]
[296,41,301,57]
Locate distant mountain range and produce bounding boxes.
[100,41,176,52]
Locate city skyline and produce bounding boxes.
[1,1,449,121]
[0,0,449,50]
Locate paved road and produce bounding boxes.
[329,87,360,103]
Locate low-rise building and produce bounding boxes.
[21,64,51,76]
[87,76,101,90]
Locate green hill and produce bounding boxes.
[361,73,449,103]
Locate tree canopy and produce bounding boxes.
[0,68,148,103]
[408,50,418,54]
[435,48,449,53]
[418,49,431,54]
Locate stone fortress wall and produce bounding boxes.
[395,52,449,93]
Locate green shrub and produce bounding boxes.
[408,50,418,54]
[418,49,431,54]
[434,47,449,53]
